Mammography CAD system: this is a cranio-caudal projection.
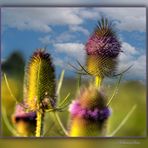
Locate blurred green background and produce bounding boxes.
[1,51,146,137]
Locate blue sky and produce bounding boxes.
[1,7,146,81]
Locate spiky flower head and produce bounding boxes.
[68,85,111,137]
[85,18,121,58]
[86,55,117,77]
[12,104,36,136]
[85,18,121,78]
[24,49,56,111]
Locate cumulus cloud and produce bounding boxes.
[2,8,83,32]
[69,25,89,35]
[118,42,146,80]
[53,42,85,63]
[95,7,146,32]
[39,32,76,45]
[2,7,146,33]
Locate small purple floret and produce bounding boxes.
[69,101,111,121]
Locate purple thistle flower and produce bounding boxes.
[85,18,121,58]
[69,100,111,121]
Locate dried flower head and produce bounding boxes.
[68,85,111,136]
[24,49,56,111]
[12,104,36,136]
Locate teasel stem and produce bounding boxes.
[35,110,44,137]
[77,72,82,91]
[95,76,102,88]
[54,111,68,136]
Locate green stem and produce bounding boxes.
[35,110,44,137]
[77,73,82,91]
[54,112,68,136]
[95,76,102,88]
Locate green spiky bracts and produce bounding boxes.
[24,49,56,111]
[85,18,121,79]
[68,85,111,137]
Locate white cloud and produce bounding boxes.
[53,42,85,63]
[39,32,75,45]
[118,42,146,80]
[2,8,83,32]
[39,35,53,45]
[2,7,146,33]
[69,25,89,35]
[94,7,146,32]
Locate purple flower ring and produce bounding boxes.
[13,104,36,123]
[69,100,111,121]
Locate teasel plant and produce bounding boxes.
[67,17,136,137]
[69,18,132,88]
[2,18,137,137]
[2,49,71,137]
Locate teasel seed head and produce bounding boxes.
[12,104,36,136]
[68,85,111,137]
[86,55,118,77]
[85,18,121,78]
[24,49,56,111]
[85,18,121,57]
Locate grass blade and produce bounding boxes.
[107,74,123,106]
[3,73,19,103]
[108,104,137,137]
[56,70,65,102]
[2,106,18,136]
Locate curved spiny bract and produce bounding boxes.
[24,49,56,111]
[68,85,111,137]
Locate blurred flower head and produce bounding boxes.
[68,85,111,136]
[12,104,36,136]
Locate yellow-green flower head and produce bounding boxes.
[86,55,118,77]
[24,49,56,111]
[68,85,111,137]
[12,104,36,136]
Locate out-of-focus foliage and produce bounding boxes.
[2,51,25,80]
